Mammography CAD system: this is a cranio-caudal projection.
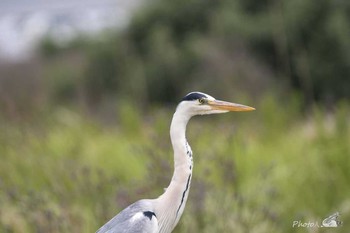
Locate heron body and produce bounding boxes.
[96,92,254,233]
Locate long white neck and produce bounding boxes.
[155,109,194,233]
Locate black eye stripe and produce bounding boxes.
[182,93,207,101]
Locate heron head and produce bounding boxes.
[177,92,255,117]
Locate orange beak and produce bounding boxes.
[207,100,255,112]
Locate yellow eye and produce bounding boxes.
[199,98,206,104]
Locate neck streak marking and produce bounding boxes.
[176,174,192,218]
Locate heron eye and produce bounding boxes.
[198,98,206,104]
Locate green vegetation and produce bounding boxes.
[0,98,349,232]
[29,0,350,109]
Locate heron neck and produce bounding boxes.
[170,111,192,169]
[155,110,193,232]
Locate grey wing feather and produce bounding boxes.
[96,200,158,233]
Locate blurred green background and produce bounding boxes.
[0,0,349,232]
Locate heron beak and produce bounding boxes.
[207,100,255,112]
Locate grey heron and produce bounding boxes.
[96,92,255,233]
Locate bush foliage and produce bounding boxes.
[37,0,350,107]
[1,98,349,232]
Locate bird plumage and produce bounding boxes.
[96,200,158,233]
[96,92,254,233]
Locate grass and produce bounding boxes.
[0,97,349,233]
